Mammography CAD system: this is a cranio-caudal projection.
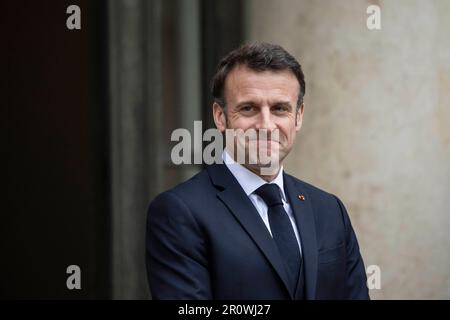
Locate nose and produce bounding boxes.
[255,106,277,132]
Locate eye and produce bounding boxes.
[272,104,289,113]
[239,105,257,114]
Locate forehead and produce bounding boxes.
[224,65,299,104]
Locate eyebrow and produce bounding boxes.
[236,100,294,109]
[235,101,258,108]
[271,101,293,109]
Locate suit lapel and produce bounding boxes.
[284,173,318,299]
[207,164,295,298]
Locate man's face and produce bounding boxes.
[213,64,304,174]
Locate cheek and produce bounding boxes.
[229,116,253,130]
[278,124,296,142]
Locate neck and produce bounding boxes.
[223,147,283,182]
[242,163,281,182]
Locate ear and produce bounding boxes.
[213,102,227,132]
[295,103,304,131]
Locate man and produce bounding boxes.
[146,43,369,300]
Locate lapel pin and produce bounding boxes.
[298,194,305,201]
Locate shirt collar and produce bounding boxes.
[222,149,287,201]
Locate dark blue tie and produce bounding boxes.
[255,183,301,290]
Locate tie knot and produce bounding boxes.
[255,184,283,207]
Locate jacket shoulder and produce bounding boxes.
[149,168,213,207]
[284,172,350,228]
[285,172,336,200]
[284,172,347,216]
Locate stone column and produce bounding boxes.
[109,0,163,299]
[108,0,202,299]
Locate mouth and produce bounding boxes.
[254,139,280,145]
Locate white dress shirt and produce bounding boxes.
[222,150,302,255]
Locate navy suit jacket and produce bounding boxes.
[146,163,369,299]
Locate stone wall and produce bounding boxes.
[245,0,450,299]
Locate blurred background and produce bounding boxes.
[1,0,449,299]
